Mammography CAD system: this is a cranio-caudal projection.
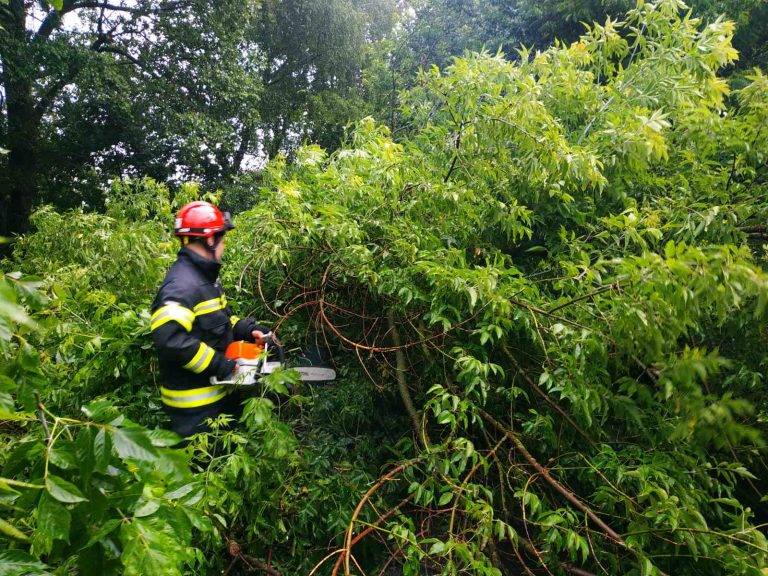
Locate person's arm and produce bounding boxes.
[228,311,270,343]
[151,282,236,380]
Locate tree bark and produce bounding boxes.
[229,124,252,177]
[387,310,420,437]
[1,0,40,237]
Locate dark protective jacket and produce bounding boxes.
[150,247,264,416]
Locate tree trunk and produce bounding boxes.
[1,0,40,237]
[229,124,252,177]
[3,97,40,237]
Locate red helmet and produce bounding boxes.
[174,201,234,238]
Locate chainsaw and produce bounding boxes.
[209,333,336,387]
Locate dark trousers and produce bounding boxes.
[165,391,244,438]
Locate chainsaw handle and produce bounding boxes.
[210,363,261,387]
[210,377,244,386]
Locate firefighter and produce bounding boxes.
[150,201,268,437]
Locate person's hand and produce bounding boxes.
[252,330,267,343]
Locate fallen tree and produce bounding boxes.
[226,1,768,573]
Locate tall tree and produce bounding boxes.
[383,0,767,89]
[0,0,205,235]
[0,0,397,236]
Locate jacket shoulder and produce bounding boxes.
[152,260,203,310]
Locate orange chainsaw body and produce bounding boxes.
[225,340,264,360]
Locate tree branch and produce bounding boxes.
[33,36,107,118]
[226,541,283,576]
[388,310,421,438]
[34,2,76,43]
[501,345,597,449]
[34,0,187,43]
[69,1,186,16]
[229,124,252,177]
[337,461,416,576]
[478,408,627,547]
[546,282,621,314]
[33,33,158,118]
[93,44,142,66]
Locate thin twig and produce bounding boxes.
[34,392,51,442]
[336,460,419,576]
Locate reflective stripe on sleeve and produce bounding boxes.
[183,343,215,373]
[229,315,240,327]
[193,296,227,317]
[160,385,227,409]
[151,304,194,332]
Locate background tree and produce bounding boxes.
[1,0,189,234]
[0,0,397,236]
[362,0,768,131]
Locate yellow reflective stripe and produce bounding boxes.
[183,343,215,374]
[150,305,194,332]
[193,298,220,312]
[161,385,224,398]
[193,296,227,317]
[195,303,225,316]
[160,386,227,408]
[230,315,240,327]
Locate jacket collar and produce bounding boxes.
[179,246,221,282]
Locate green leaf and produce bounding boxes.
[428,540,446,554]
[81,518,122,550]
[134,499,161,518]
[641,557,656,576]
[467,286,478,308]
[45,474,87,503]
[33,491,71,554]
[120,516,194,576]
[242,397,274,428]
[93,428,111,472]
[81,399,119,423]
[437,410,454,425]
[438,491,453,506]
[0,392,14,416]
[3,441,44,477]
[49,443,78,470]
[145,429,182,448]
[262,368,300,395]
[0,517,29,542]
[110,427,158,462]
[164,483,195,501]
[48,0,64,10]
[0,550,52,576]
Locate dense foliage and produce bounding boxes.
[2,0,768,575]
[4,0,767,237]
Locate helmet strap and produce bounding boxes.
[205,233,225,261]
[180,234,224,262]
